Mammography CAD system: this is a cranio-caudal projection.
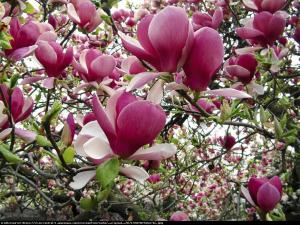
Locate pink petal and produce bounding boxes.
[35,41,57,69]
[257,182,281,212]
[9,45,38,61]
[83,137,113,160]
[126,72,164,91]
[43,77,55,89]
[183,27,224,91]
[212,8,223,29]
[115,101,166,157]
[92,94,117,142]
[90,55,116,79]
[16,97,33,122]
[120,166,149,183]
[241,186,256,207]
[236,27,265,39]
[248,177,268,204]
[15,128,37,143]
[67,3,81,24]
[148,6,190,72]
[20,76,46,85]
[243,0,258,10]
[146,79,164,105]
[269,176,283,195]
[69,170,96,190]
[129,143,177,160]
[204,88,252,99]
[0,128,12,140]
[225,65,251,79]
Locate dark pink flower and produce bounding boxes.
[92,91,166,158]
[67,0,102,32]
[236,12,286,47]
[243,176,283,212]
[35,41,73,77]
[0,85,33,125]
[221,135,236,150]
[148,174,161,183]
[224,54,258,84]
[73,49,116,83]
[120,6,194,73]
[243,0,286,13]
[192,8,223,31]
[4,18,55,61]
[183,27,224,91]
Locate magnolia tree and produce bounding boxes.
[0,0,300,221]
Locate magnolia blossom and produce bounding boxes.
[236,12,286,47]
[192,8,223,31]
[0,85,35,142]
[69,91,177,189]
[61,113,76,146]
[72,49,116,83]
[170,211,189,221]
[243,0,286,13]
[183,27,224,91]
[4,18,55,61]
[67,0,102,32]
[242,176,283,213]
[120,6,194,73]
[221,135,236,150]
[224,54,258,84]
[35,41,73,77]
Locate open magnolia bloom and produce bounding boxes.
[3,18,56,61]
[0,85,36,142]
[120,6,194,73]
[236,11,286,47]
[70,91,177,189]
[243,0,286,13]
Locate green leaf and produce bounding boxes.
[10,74,20,88]
[36,135,52,147]
[96,157,119,188]
[0,144,23,164]
[274,117,283,139]
[97,187,111,202]
[260,106,266,124]
[80,197,98,211]
[24,2,35,14]
[42,101,62,124]
[62,147,75,164]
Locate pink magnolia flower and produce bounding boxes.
[170,211,189,221]
[242,176,283,213]
[236,12,286,47]
[0,85,33,125]
[243,0,286,13]
[4,18,55,61]
[183,27,224,91]
[0,85,35,142]
[148,174,161,183]
[61,113,76,146]
[72,49,116,83]
[224,54,258,84]
[221,135,236,150]
[120,6,194,73]
[69,91,176,189]
[67,0,102,32]
[35,41,73,77]
[192,8,223,31]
